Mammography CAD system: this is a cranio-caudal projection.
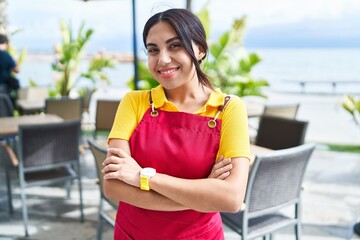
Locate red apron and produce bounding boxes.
[114,95,228,240]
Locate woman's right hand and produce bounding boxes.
[208,156,232,180]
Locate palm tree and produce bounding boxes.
[0,0,7,33]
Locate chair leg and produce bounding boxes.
[65,181,71,199]
[96,214,104,240]
[97,198,105,240]
[4,157,14,214]
[2,140,15,214]
[20,186,29,237]
[295,223,302,240]
[77,172,84,222]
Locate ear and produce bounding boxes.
[197,45,206,61]
[198,51,205,61]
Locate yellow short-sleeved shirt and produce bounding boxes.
[108,85,250,160]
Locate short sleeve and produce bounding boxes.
[108,91,149,142]
[217,96,251,160]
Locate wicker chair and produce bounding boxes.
[93,99,120,139]
[263,103,300,119]
[88,138,118,240]
[221,143,316,240]
[45,97,82,121]
[249,103,300,143]
[255,115,309,150]
[17,120,84,236]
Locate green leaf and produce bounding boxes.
[196,4,211,39]
[248,53,262,67]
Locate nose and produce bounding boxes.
[157,50,171,66]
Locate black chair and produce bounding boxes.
[221,143,316,240]
[255,115,309,150]
[0,93,16,214]
[88,139,118,240]
[93,99,120,139]
[249,103,301,143]
[0,93,14,117]
[17,120,84,236]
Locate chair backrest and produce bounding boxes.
[255,115,308,150]
[94,99,120,135]
[263,103,300,119]
[45,97,82,121]
[246,143,315,216]
[18,87,49,101]
[88,138,118,208]
[0,93,14,117]
[18,120,81,171]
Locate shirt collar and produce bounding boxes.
[151,85,226,109]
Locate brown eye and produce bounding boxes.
[170,43,182,49]
[147,48,158,55]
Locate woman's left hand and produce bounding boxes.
[102,148,142,187]
[208,155,232,180]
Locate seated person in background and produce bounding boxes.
[0,33,20,106]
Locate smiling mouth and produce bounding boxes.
[158,68,179,75]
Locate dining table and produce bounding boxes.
[250,144,272,165]
[0,113,63,137]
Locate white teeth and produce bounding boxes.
[160,69,176,74]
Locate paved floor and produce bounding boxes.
[1,147,359,240]
[1,91,360,240]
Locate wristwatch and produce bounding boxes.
[140,167,156,191]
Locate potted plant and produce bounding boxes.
[51,20,116,99]
[197,7,269,98]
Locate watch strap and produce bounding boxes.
[140,175,151,191]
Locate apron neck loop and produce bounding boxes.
[149,90,159,117]
[208,95,232,128]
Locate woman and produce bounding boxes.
[102,8,250,239]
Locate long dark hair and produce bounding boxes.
[143,8,214,90]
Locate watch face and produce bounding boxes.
[141,167,156,177]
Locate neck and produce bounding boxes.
[0,44,7,51]
[164,83,212,113]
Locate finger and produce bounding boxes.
[102,155,121,166]
[214,163,233,175]
[103,171,120,180]
[216,155,224,162]
[217,171,230,180]
[102,163,121,173]
[214,158,231,170]
[107,148,129,158]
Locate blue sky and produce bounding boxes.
[6,0,360,53]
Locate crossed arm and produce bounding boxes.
[102,138,249,213]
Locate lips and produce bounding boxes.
[158,67,179,79]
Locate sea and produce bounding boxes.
[16,48,360,96]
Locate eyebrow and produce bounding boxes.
[146,36,180,47]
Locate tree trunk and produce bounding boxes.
[0,0,7,33]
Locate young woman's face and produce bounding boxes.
[145,21,201,90]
